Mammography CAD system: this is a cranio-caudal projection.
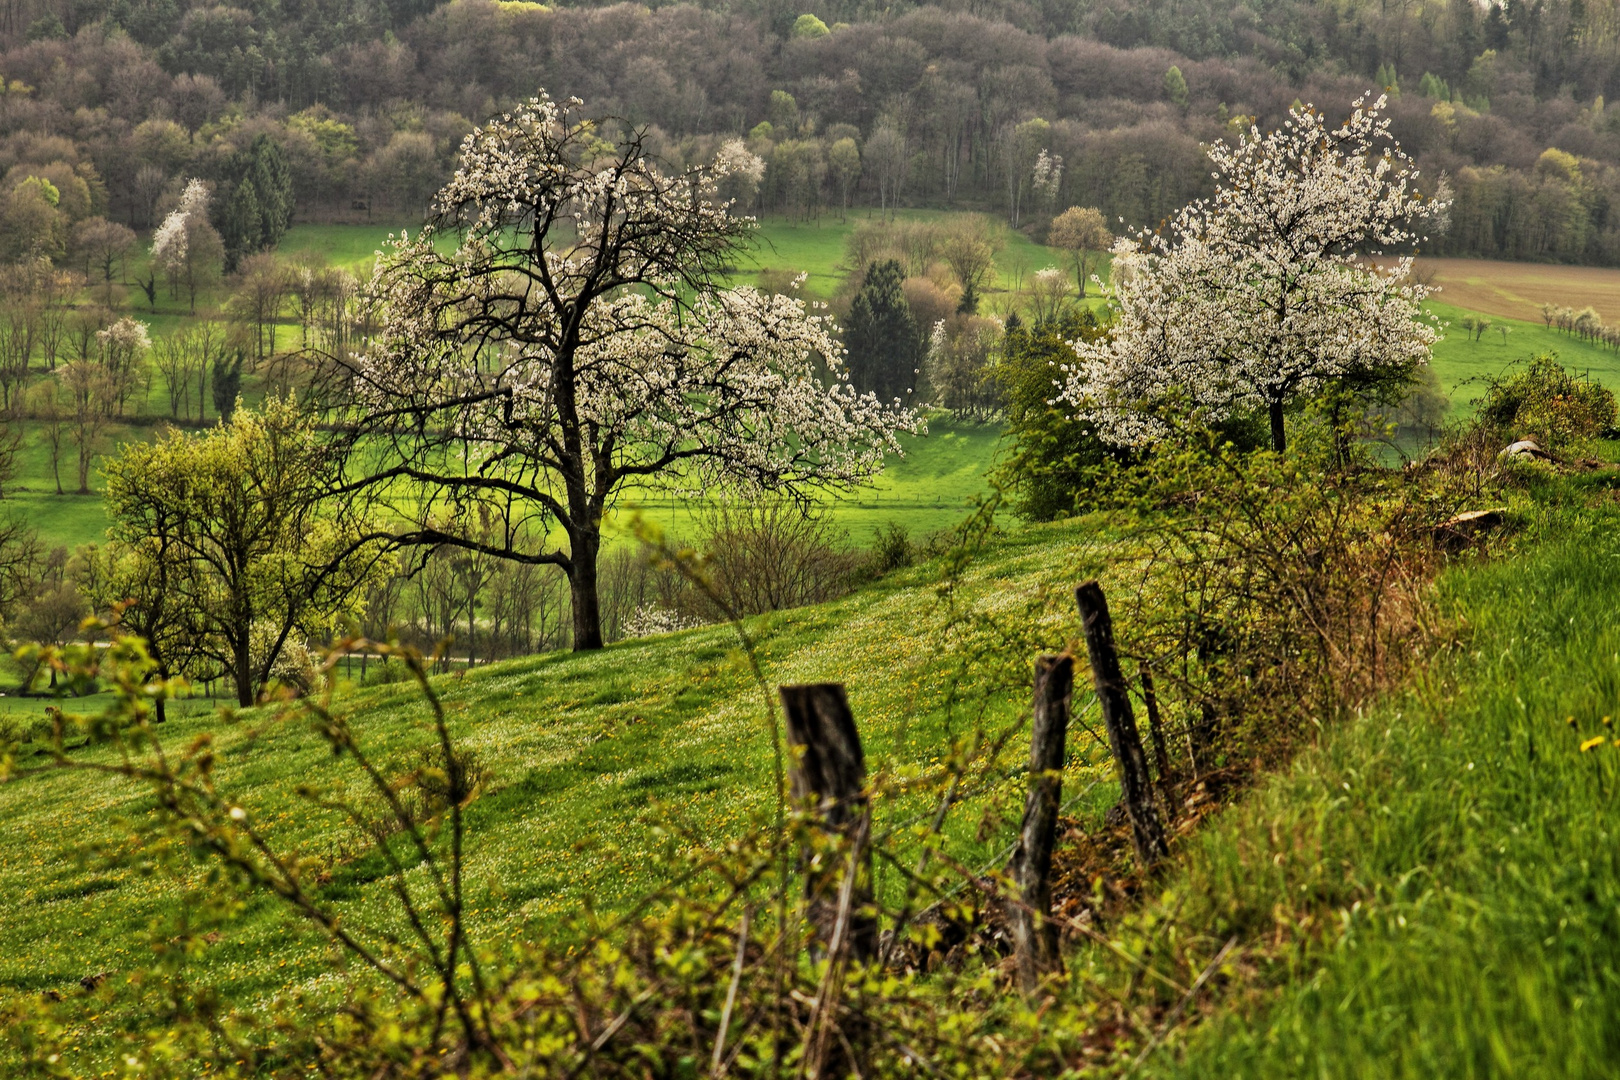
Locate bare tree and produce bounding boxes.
[939,214,1001,314]
[866,120,908,222]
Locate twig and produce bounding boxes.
[1126,936,1238,1074]
[711,907,751,1077]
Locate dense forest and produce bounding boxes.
[2,0,1620,260]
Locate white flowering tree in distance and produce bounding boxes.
[338,93,918,650]
[1060,95,1449,453]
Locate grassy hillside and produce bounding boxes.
[8,458,1620,1073]
[0,506,1117,1053]
[1144,476,1620,1076]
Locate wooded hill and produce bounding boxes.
[6,0,1620,261]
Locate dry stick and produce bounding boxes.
[779,683,877,961]
[710,906,751,1078]
[1007,653,1073,993]
[1075,581,1170,865]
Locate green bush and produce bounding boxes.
[1477,354,1618,454]
[989,309,1116,520]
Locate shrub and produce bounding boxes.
[866,520,914,575]
[1476,354,1617,455]
[990,309,1118,520]
[693,499,862,618]
[1090,433,1455,771]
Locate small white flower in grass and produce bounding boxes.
[229,806,246,821]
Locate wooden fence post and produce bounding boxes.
[1008,653,1072,991]
[779,683,877,961]
[1074,581,1170,865]
[1139,662,1176,813]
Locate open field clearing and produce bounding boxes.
[1426,300,1620,410]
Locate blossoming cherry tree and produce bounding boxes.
[1060,95,1448,453]
[340,93,918,649]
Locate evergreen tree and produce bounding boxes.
[1164,65,1189,107]
[844,260,920,401]
[249,135,294,248]
[212,349,244,422]
[221,180,262,273]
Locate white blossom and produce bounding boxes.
[1031,149,1063,209]
[624,604,702,637]
[344,92,921,648]
[1058,95,1448,451]
[151,178,210,274]
[96,316,151,356]
[715,139,766,184]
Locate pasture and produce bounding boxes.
[0,509,1122,1054]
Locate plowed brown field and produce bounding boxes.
[1415,258,1620,323]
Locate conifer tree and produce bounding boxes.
[221,181,261,273]
[844,260,921,401]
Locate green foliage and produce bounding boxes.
[866,520,913,575]
[220,180,261,272]
[989,309,1115,520]
[210,348,243,421]
[220,135,294,270]
[1476,353,1619,454]
[100,397,392,706]
[1164,64,1190,106]
[791,12,829,38]
[249,135,294,248]
[1418,70,1451,100]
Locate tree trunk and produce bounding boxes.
[234,637,254,707]
[568,526,604,650]
[1268,400,1286,454]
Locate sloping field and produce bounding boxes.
[1418,257,1620,324]
[0,512,1123,1061]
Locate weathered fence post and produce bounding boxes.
[1008,653,1073,991]
[1139,662,1176,813]
[1075,581,1170,865]
[779,683,877,960]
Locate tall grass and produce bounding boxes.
[1155,483,1620,1077]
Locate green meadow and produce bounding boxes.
[7,453,1620,1075]
[0,507,1123,1049]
